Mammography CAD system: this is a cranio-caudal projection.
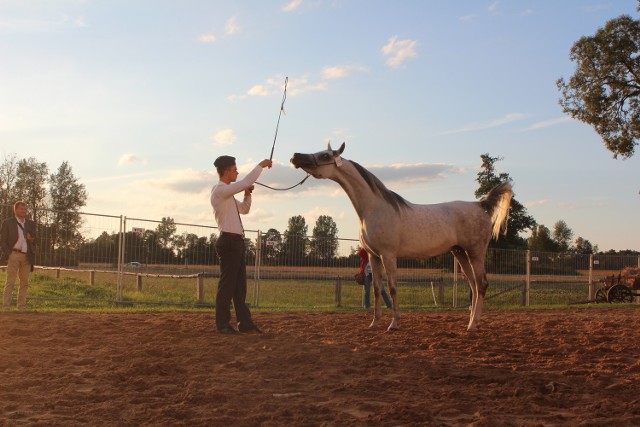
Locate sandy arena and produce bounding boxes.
[1,307,640,426]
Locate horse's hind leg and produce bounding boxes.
[468,256,489,332]
[452,248,484,332]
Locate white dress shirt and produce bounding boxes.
[210,165,264,235]
[13,218,28,253]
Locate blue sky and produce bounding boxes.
[1,0,638,251]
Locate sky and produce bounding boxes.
[1,0,639,252]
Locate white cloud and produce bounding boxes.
[142,168,212,194]
[381,36,418,69]
[488,1,500,14]
[0,15,87,32]
[212,129,237,146]
[74,16,88,28]
[198,34,216,43]
[197,16,238,43]
[225,16,240,36]
[239,76,326,99]
[440,113,527,135]
[118,154,147,166]
[248,85,269,96]
[459,14,476,22]
[322,64,368,80]
[526,199,550,208]
[523,116,571,131]
[282,0,303,12]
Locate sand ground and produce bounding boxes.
[1,307,640,426]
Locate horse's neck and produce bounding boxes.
[332,161,390,218]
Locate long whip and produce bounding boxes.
[255,76,310,191]
[256,77,311,191]
[269,76,288,161]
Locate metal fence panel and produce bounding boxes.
[1,205,638,309]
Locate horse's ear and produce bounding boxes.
[337,142,345,155]
[327,141,332,151]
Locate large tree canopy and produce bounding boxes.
[557,13,640,159]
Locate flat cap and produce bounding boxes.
[214,155,236,168]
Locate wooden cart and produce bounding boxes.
[595,269,640,303]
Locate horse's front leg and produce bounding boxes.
[382,257,400,331]
[368,256,384,328]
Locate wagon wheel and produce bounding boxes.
[595,288,608,303]
[606,284,633,303]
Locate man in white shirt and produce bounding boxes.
[210,155,272,334]
[1,201,37,310]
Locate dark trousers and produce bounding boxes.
[215,233,254,330]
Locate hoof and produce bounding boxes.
[387,325,399,332]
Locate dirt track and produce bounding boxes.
[1,308,640,426]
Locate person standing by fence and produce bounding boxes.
[357,247,392,310]
[1,201,37,310]
[211,155,272,335]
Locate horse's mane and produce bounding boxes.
[350,160,410,213]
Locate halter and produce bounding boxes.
[310,150,343,168]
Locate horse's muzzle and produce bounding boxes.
[290,153,314,169]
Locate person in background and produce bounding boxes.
[210,155,272,335]
[356,247,392,310]
[1,201,37,310]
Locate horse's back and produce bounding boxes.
[363,200,491,259]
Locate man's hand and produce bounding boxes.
[244,185,254,196]
[259,159,273,168]
[26,232,36,244]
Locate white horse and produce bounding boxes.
[291,142,513,332]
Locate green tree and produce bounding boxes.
[282,215,308,265]
[156,217,177,249]
[0,153,19,208]
[552,220,574,252]
[309,215,339,261]
[557,6,640,159]
[574,236,597,254]
[475,154,536,249]
[15,157,49,224]
[262,228,283,264]
[49,161,88,251]
[528,224,558,252]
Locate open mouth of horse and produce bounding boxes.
[290,153,315,170]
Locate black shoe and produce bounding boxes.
[218,326,240,335]
[239,324,262,334]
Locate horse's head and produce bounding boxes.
[290,142,346,178]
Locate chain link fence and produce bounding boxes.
[1,206,638,309]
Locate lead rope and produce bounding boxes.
[255,173,310,191]
[257,76,310,191]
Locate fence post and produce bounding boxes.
[588,254,594,300]
[453,259,459,308]
[90,270,95,286]
[116,216,125,302]
[56,269,60,279]
[137,274,142,292]
[525,250,531,306]
[197,274,204,305]
[253,231,262,308]
[335,276,342,307]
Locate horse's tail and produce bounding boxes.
[480,181,513,240]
